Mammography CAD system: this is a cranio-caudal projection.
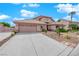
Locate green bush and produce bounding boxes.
[55,28,68,37]
[42,29,48,33]
[55,28,68,33]
[69,23,78,30]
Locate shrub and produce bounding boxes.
[12,30,18,34]
[55,28,68,33]
[55,28,68,37]
[42,29,48,33]
[69,23,78,30]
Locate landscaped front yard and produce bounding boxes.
[42,31,79,48]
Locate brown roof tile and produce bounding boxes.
[14,20,46,25]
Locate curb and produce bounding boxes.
[0,33,15,46]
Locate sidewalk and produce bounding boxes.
[69,44,79,56]
[0,32,12,46]
[0,32,12,41]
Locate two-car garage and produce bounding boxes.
[14,20,46,32]
[19,24,37,32]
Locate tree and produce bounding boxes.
[57,19,61,22]
[0,22,11,27]
[69,23,78,30]
[57,19,66,22]
[68,11,76,22]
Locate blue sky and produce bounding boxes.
[0,3,79,26]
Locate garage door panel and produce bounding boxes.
[19,25,37,32]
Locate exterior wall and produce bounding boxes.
[15,24,19,32]
[61,21,70,25]
[37,25,47,32]
[49,25,65,31]
[42,25,47,30]
[37,25,42,32]
[49,25,56,31]
[0,24,4,32]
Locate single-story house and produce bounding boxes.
[14,16,64,32]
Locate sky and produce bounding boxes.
[0,3,79,26]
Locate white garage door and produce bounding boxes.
[19,25,37,32]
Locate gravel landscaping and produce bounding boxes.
[42,31,79,48]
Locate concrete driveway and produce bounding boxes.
[0,33,73,56]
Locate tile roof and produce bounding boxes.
[33,16,54,21]
[14,20,46,25]
[48,22,65,26]
[13,16,54,25]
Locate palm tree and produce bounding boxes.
[68,11,76,22]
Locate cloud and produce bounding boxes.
[0,14,10,19]
[13,17,25,20]
[22,3,40,8]
[63,15,71,20]
[63,15,77,21]
[56,4,79,14]
[20,9,38,17]
[11,3,21,5]
[56,3,79,21]
[28,3,40,7]
[54,18,59,21]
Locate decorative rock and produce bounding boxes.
[65,42,70,46]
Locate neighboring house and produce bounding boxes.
[56,20,79,30]
[14,16,64,32]
[0,24,14,32]
[59,20,79,30]
[0,24,4,32]
[59,20,79,25]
